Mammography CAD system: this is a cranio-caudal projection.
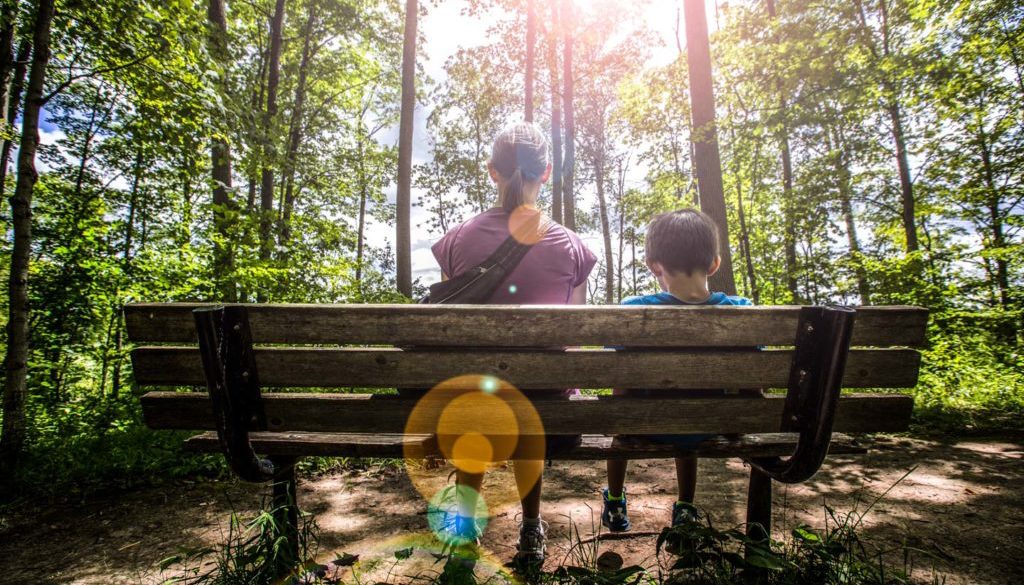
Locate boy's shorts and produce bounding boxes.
[616,388,765,450]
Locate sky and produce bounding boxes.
[365,0,712,287]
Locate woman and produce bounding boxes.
[430,122,596,564]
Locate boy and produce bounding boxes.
[601,208,753,534]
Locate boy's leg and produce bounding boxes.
[674,455,697,503]
[606,458,628,498]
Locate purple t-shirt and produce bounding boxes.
[432,208,597,304]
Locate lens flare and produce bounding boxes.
[403,375,547,519]
[507,205,547,245]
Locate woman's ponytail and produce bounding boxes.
[501,168,525,213]
[490,122,550,213]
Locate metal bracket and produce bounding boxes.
[194,305,275,482]
[749,306,856,484]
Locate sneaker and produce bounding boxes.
[513,518,547,566]
[664,501,701,556]
[671,501,700,528]
[431,508,483,547]
[601,488,631,532]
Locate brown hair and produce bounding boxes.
[644,208,720,276]
[490,122,550,213]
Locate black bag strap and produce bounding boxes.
[486,216,555,272]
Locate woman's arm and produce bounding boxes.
[571,282,587,304]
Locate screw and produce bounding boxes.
[241,370,250,379]
[233,324,241,331]
[805,323,815,334]
[790,415,800,425]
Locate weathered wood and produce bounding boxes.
[142,392,913,434]
[183,431,867,459]
[124,304,928,347]
[131,347,920,389]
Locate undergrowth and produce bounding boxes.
[158,471,946,585]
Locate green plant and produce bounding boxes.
[158,488,322,585]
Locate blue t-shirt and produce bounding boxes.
[621,291,752,307]
[619,290,753,447]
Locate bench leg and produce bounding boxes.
[271,456,300,565]
[745,465,772,543]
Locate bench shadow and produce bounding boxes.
[0,435,1020,585]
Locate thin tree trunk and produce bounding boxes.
[876,0,917,253]
[548,0,562,223]
[830,126,871,304]
[976,124,1009,311]
[395,0,417,297]
[111,148,142,400]
[0,39,29,204]
[280,2,316,247]
[734,151,759,304]
[355,135,368,287]
[765,0,799,301]
[1,0,55,476]
[208,0,236,301]
[887,101,916,253]
[616,161,625,303]
[525,0,535,121]
[560,0,576,231]
[684,0,736,295]
[258,0,285,300]
[0,0,15,123]
[595,156,613,304]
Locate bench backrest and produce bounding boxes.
[125,304,927,436]
[127,304,926,387]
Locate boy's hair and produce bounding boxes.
[645,209,719,276]
[491,122,550,213]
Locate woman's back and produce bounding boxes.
[432,208,596,305]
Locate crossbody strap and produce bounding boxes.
[486,216,555,272]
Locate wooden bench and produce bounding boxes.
[125,303,927,558]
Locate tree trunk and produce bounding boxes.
[595,157,614,304]
[280,3,316,247]
[395,0,417,297]
[764,0,799,302]
[258,0,286,299]
[1,0,55,476]
[355,135,368,288]
[548,0,562,223]
[887,101,917,253]
[525,0,535,121]
[208,0,236,301]
[560,0,576,231]
[733,144,759,304]
[830,127,871,304]
[877,0,917,253]
[0,39,29,204]
[683,0,736,295]
[0,0,15,123]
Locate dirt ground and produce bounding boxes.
[1,434,1022,585]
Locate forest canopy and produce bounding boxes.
[0,0,1021,490]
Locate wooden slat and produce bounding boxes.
[182,431,868,459]
[142,392,914,435]
[131,347,921,389]
[124,304,928,347]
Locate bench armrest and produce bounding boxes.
[748,306,856,484]
[194,306,276,482]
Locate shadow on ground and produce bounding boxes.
[0,435,1020,584]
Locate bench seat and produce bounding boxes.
[183,431,868,459]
